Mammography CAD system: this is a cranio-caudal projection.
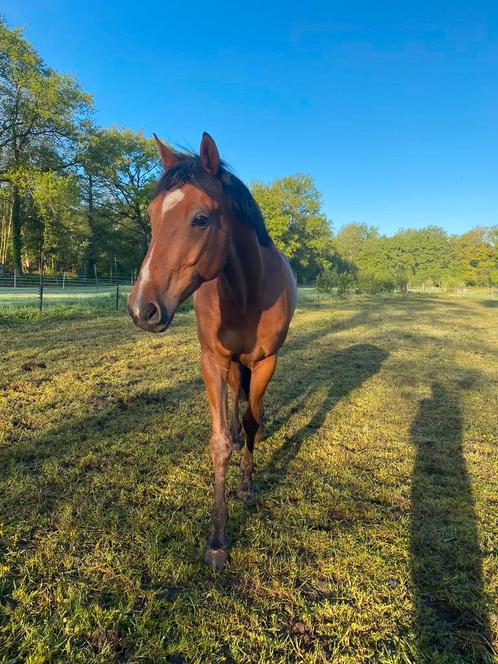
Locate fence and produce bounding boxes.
[0,270,136,312]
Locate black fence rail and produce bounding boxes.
[0,271,136,288]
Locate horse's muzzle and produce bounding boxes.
[128,300,172,333]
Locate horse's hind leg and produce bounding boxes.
[227,361,244,451]
[238,355,277,501]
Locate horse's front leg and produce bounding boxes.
[201,351,232,570]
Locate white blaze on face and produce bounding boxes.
[161,188,185,214]
[139,245,154,285]
[133,189,185,312]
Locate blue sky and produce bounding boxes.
[3,1,498,235]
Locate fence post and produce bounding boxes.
[39,251,45,312]
[13,268,17,289]
[115,256,119,311]
[62,271,66,289]
[94,264,98,290]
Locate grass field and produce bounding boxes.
[0,295,497,663]
[0,286,133,318]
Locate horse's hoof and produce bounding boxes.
[236,482,254,501]
[204,547,228,570]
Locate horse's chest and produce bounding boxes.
[194,280,292,365]
[218,322,257,355]
[216,312,285,364]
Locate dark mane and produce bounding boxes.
[155,151,272,246]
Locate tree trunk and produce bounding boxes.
[11,186,22,273]
[86,174,97,272]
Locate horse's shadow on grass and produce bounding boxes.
[263,342,388,489]
[410,383,495,661]
[230,342,389,548]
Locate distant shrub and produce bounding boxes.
[316,268,356,296]
[356,274,395,295]
[336,272,357,296]
[440,276,466,290]
[316,268,337,292]
[316,268,397,297]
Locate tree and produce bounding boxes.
[449,226,498,286]
[251,174,335,281]
[0,16,92,271]
[387,226,449,286]
[332,222,498,290]
[78,127,159,274]
[29,171,89,271]
[334,222,379,267]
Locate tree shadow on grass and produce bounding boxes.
[410,383,495,661]
[0,376,203,523]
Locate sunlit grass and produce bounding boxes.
[0,295,497,662]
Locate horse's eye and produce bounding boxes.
[192,215,209,228]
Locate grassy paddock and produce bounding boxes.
[0,287,133,323]
[0,296,497,662]
[407,286,498,300]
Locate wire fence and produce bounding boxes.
[2,270,496,317]
[0,270,136,312]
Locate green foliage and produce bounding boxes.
[0,13,159,276]
[0,19,159,277]
[335,222,379,266]
[251,174,335,282]
[78,127,159,273]
[0,16,92,271]
[316,267,356,296]
[315,266,340,292]
[356,273,395,295]
[333,222,498,290]
[317,267,396,296]
[449,226,498,286]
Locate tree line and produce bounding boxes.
[1,17,497,288]
[252,178,497,289]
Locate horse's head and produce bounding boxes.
[128,132,230,332]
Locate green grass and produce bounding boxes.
[0,295,497,663]
[0,287,133,323]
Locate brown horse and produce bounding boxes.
[128,132,296,569]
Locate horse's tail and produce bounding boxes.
[239,363,251,402]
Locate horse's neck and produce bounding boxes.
[219,220,263,312]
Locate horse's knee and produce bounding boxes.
[210,432,232,470]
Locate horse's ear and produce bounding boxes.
[199,132,220,176]
[153,133,177,170]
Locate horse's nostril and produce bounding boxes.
[142,302,161,325]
